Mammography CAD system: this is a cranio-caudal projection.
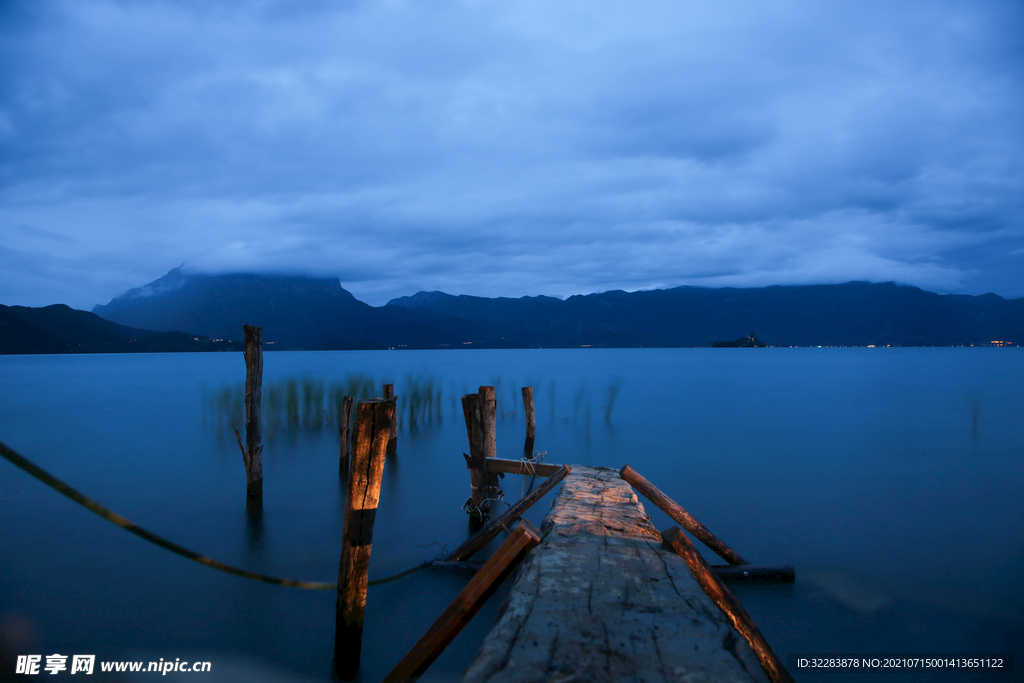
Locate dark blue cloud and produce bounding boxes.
[1,0,1022,308]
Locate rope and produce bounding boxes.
[0,439,443,591]
[462,496,488,520]
[486,485,509,510]
[521,450,547,496]
[367,561,430,586]
[519,455,537,479]
[0,439,337,590]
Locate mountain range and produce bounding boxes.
[0,302,242,355]
[385,282,1024,348]
[2,267,1022,354]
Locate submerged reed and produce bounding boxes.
[205,373,626,440]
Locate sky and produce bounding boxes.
[1,0,1023,309]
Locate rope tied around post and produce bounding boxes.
[520,450,547,497]
[485,485,509,510]
[462,497,488,520]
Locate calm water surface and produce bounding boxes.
[1,349,1022,681]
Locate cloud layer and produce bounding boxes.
[2,0,1023,308]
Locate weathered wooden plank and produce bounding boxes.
[663,527,794,683]
[383,520,542,683]
[334,398,396,680]
[462,466,771,683]
[467,457,564,478]
[621,464,751,565]
[446,465,570,562]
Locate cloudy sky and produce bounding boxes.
[2,0,1022,309]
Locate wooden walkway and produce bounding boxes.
[461,466,772,683]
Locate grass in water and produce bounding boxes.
[207,373,626,440]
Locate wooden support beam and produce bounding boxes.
[242,324,263,513]
[338,395,354,476]
[662,527,794,683]
[383,384,397,454]
[620,464,751,566]
[383,520,542,683]
[334,398,396,680]
[469,457,564,478]
[446,464,569,562]
[711,565,795,584]
[521,386,535,456]
[461,393,487,522]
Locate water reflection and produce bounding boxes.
[204,373,627,446]
[245,507,264,552]
[970,390,981,439]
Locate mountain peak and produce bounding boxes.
[386,291,457,308]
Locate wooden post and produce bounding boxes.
[620,465,751,565]
[461,393,487,524]
[338,395,355,476]
[242,324,263,513]
[479,386,501,507]
[521,386,536,456]
[334,398,396,680]
[662,527,794,683]
[446,464,570,562]
[383,520,542,683]
[480,386,497,460]
[383,384,397,454]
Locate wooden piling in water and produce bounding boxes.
[242,324,263,513]
[662,526,794,683]
[621,464,751,565]
[383,384,397,454]
[521,386,535,456]
[334,398,396,680]
[479,386,501,503]
[461,393,487,524]
[338,395,354,476]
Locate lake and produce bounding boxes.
[1,348,1021,681]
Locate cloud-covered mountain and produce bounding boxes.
[91,269,515,350]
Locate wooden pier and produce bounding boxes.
[460,466,777,683]
[381,385,791,683]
